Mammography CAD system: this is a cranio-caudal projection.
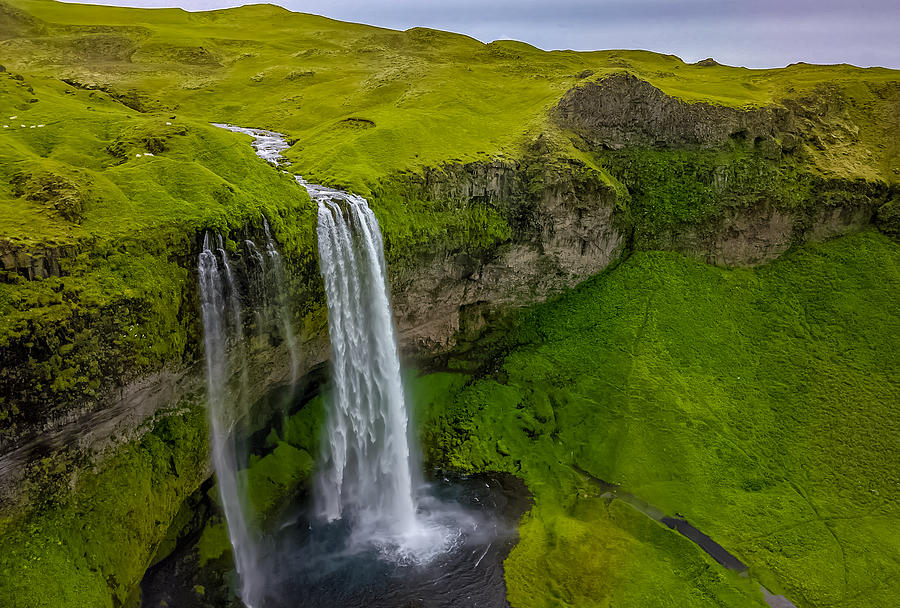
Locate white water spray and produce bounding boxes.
[264,219,299,386]
[212,122,454,564]
[314,191,452,561]
[199,227,300,606]
[315,195,416,528]
[198,234,262,607]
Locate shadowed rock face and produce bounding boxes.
[0,242,79,280]
[386,159,624,352]
[552,72,792,150]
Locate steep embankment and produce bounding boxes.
[412,230,900,608]
[0,0,898,607]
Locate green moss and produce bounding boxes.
[876,197,900,238]
[507,502,764,608]
[0,68,317,440]
[601,147,814,238]
[231,395,325,529]
[0,405,210,608]
[414,230,900,607]
[242,441,313,526]
[195,519,230,568]
[371,173,514,267]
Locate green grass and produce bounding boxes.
[0,404,210,608]
[3,0,898,193]
[0,66,319,438]
[412,230,900,607]
[0,69,312,248]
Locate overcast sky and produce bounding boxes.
[62,0,900,68]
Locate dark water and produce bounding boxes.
[260,473,530,608]
[141,473,530,608]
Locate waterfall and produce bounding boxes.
[198,234,261,607]
[211,121,455,564]
[264,219,299,386]
[199,227,297,607]
[314,191,449,560]
[244,233,299,387]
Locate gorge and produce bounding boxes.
[0,1,898,607]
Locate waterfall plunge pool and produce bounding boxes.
[257,472,530,608]
[139,455,531,608]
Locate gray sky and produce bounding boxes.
[62,0,900,68]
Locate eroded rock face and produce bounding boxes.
[387,160,625,352]
[548,72,894,270]
[553,72,792,150]
[0,242,79,280]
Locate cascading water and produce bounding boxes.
[244,232,299,387]
[264,219,299,386]
[212,122,452,561]
[314,194,418,539]
[198,234,261,607]
[198,228,298,606]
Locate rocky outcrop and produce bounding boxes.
[553,72,792,150]
[382,159,625,352]
[552,71,900,184]
[0,241,79,280]
[549,72,896,269]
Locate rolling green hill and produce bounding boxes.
[2,0,898,195]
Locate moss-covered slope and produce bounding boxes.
[413,230,900,608]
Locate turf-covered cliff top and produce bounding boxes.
[0,70,309,249]
[2,0,898,194]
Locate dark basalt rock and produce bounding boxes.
[552,72,793,150]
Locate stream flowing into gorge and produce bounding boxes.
[194,124,527,607]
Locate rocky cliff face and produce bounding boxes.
[0,223,327,515]
[554,72,791,151]
[551,72,897,267]
[385,159,624,352]
[382,73,898,352]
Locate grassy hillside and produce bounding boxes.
[0,64,317,441]
[2,0,898,193]
[413,230,900,608]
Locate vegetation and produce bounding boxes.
[0,66,317,440]
[3,0,898,193]
[0,1,898,607]
[0,404,210,608]
[411,231,900,607]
